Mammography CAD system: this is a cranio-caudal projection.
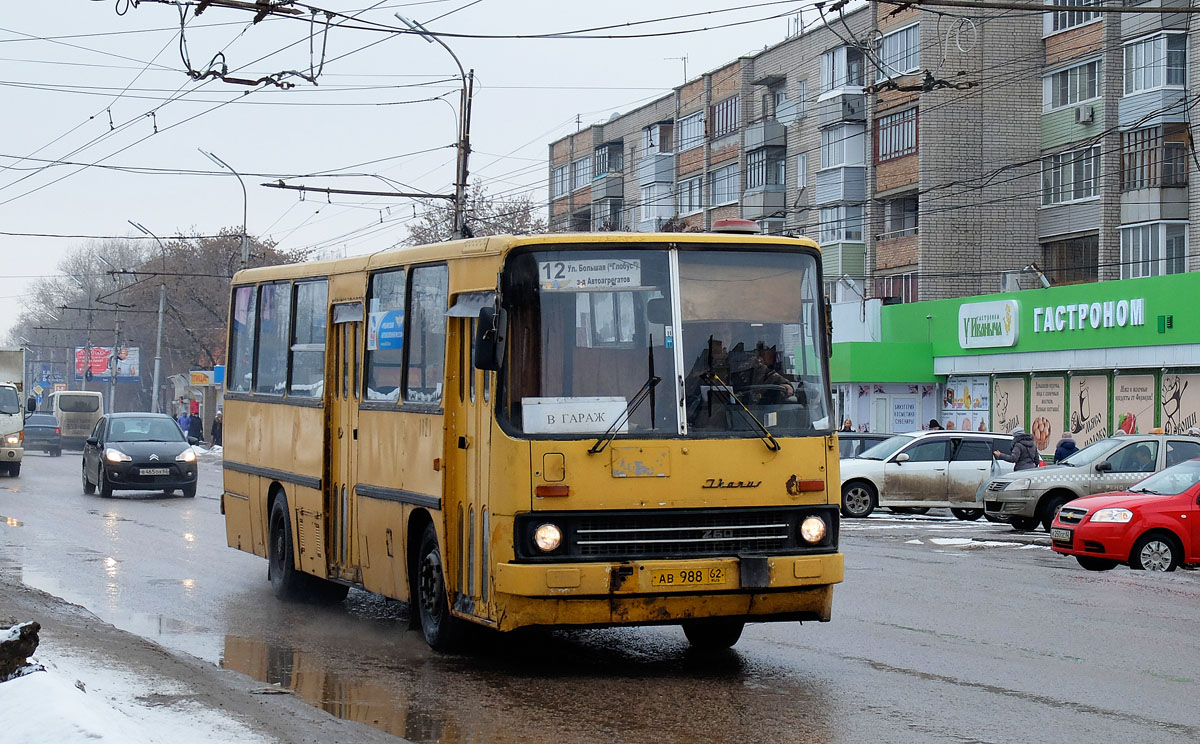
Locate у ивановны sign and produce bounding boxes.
[958,300,1018,349]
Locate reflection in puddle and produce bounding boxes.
[1,516,23,527]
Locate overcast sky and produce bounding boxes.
[0,0,818,339]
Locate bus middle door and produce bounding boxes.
[329,301,363,582]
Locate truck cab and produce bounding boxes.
[0,347,34,477]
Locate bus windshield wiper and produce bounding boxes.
[589,374,661,454]
[701,372,781,452]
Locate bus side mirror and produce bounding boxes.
[474,306,507,372]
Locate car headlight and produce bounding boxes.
[3,434,18,446]
[104,447,132,463]
[1004,478,1031,491]
[533,523,562,552]
[1090,508,1133,523]
[800,516,827,544]
[176,449,197,463]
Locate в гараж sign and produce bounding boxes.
[958,300,1018,349]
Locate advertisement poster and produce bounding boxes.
[367,309,405,352]
[1069,375,1109,446]
[892,397,918,431]
[73,346,140,381]
[992,378,1025,435]
[1030,377,1065,454]
[1160,373,1200,434]
[1113,375,1155,435]
[942,375,989,431]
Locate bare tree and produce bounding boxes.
[405,179,547,245]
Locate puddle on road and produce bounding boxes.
[1,515,23,527]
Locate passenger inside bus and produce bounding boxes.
[684,321,798,429]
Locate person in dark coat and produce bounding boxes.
[211,411,223,447]
[994,426,1040,470]
[187,413,204,444]
[1053,433,1079,463]
[928,419,944,430]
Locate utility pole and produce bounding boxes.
[129,221,168,413]
[108,317,121,414]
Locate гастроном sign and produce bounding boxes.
[1032,298,1145,334]
[958,300,1018,349]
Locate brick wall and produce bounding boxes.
[876,234,918,270]
[876,153,919,193]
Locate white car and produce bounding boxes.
[840,431,1016,520]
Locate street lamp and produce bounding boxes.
[129,220,168,414]
[198,148,249,268]
[396,13,473,240]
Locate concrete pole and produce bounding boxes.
[152,282,165,413]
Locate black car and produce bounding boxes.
[24,413,62,456]
[837,432,891,459]
[82,413,198,498]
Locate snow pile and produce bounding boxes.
[2,669,155,744]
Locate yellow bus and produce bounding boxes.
[221,231,843,651]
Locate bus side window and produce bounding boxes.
[364,269,406,402]
[405,265,449,405]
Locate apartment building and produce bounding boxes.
[546,0,1196,303]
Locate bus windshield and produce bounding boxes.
[498,246,831,438]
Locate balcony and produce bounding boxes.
[1123,0,1190,39]
[636,152,674,186]
[591,173,624,200]
[814,166,866,205]
[742,186,786,220]
[744,119,787,151]
[1120,185,1189,223]
[817,92,866,128]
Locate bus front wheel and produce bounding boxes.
[416,522,466,652]
[682,618,745,651]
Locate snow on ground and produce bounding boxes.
[1,650,270,744]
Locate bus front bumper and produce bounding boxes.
[490,553,843,631]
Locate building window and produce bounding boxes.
[551,165,568,198]
[1042,234,1098,285]
[593,144,623,176]
[1124,33,1187,95]
[875,108,917,162]
[759,219,785,235]
[1041,146,1100,205]
[820,124,866,168]
[678,112,704,151]
[1048,0,1099,33]
[640,184,673,222]
[796,153,808,188]
[874,271,918,303]
[709,96,740,140]
[821,46,865,92]
[642,123,672,154]
[880,195,918,238]
[747,148,785,188]
[678,176,703,214]
[709,163,739,205]
[877,24,920,80]
[592,200,623,231]
[796,80,808,117]
[1121,222,1188,279]
[818,204,864,244]
[571,156,591,191]
[1043,59,1100,111]
[1122,124,1189,190]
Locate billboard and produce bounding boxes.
[74,346,141,381]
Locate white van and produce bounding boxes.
[46,391,104,447]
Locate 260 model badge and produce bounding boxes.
[702,478,761,489]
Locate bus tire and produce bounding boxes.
[682,618,745,650]
[416,522,466,652]
[82,463,96,494]
[269,496,308,601]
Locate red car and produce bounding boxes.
[1050,458,1200,572]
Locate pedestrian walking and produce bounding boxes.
[177,410,190,435]
[994,426,1040,470]
[1053,432,1079,463]
[211,411,223,447]
[187,413,203,444]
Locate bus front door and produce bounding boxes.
[328,302,363,581]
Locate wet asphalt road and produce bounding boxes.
[2,450,1199,743]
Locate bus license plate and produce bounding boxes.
[1050,527,1072,544]
[650,567,726,587]
[140,467,169,476]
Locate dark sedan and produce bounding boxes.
[82,413,198,498]
[24,413,62,456]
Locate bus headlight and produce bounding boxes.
[533,523,563,552]
[800,516,827,544]
[105,448,132,463]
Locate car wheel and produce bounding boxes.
[98,468,113,498]
[182,483,196,498]
[841,481,877,518]
[53,448,62,457]
[951,508,984,521]
[1010,516,1039,531]
[983,513,1008,523]
[82,463,96,494]
[906,507,931,515]
[681,618,745,651]
[1040,495,1071,532]
[1075,556,1118,571]
[416,521,466,652]
[1130,533,1180,572]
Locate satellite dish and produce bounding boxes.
[608,112,620,121]
[776,98,799,127]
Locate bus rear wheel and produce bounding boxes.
[682,618,745,651]
[416,522,466,652]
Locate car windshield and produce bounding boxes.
[109,417,185,443]
[1059,437,1122,467]
[858,434,916,461]
[0,387,18,415]
[1127,459,1200,495]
